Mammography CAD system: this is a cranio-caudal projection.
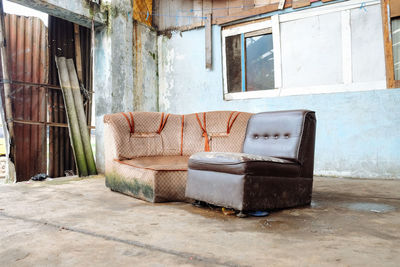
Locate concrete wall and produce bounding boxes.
[94,3,158,173]
[94,0,136,173]
[133,22,159,112]
[157,3,400,179]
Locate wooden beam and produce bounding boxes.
[66,58,96,175]
[205,13,212,69]
[55,56,88,177]
[381,0,396,88]
[74,24,83,83]
[278,0,286,10]
[193,0,204,26]
[215,0,292,25]
[390,0,400,18]
[292,0,310,9]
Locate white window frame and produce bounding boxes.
[221,0,386,101]
[222,15,282,100]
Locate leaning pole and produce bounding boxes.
[66,58,97,175]
[55,56,88,177]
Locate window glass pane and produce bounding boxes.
[226,35,242,93]
[392,18,400,80]
[245,33,274,91]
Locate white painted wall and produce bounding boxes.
[351,4,386,83]
[281,12,343,88]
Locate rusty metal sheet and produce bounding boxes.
[2,14,48,181]
[0,14,92,181]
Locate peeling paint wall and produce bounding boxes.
[157,4,400,179]
[133,22,158,112]
[94,0,135,173]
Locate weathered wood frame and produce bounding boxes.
[221,16,282,99]
[381,0,400,88]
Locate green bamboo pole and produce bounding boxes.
[55,57,88,177]
[66,58,97,175]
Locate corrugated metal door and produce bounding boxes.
[3,14,48,181]
[0,15,93,181]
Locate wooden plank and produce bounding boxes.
[292,0,310,9]
[66,58,96,175]
[213,0,229,19]
[180,0,193,28]
[203,0,213,29]
[254,0,270,7]
[222,17,270,30]
[278,0,286,10]
[244,0,255,10]
[390,0,400,18]
[74,24,83,82]
[229,0,244,15]
[381,0,395,88]
[215,0,292,25]
[203,0,213,13]
[55,56,88,177]
[193,0,203,26]
[205,13,212,69]
[152,0,160,28]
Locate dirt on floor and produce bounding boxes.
[0,176,399,267]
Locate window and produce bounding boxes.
[392,18,400,80]
[222,16,281,98]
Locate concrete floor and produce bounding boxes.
[0,176,399,266]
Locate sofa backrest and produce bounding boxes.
[242,110,316,177]
[104,111,252,160]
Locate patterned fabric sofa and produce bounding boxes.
[104,111,252,202]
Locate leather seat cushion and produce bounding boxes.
[188,152,301,177]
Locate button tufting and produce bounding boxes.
[264,135,269,139]
[254,135,259,139]
[274,135,279,139]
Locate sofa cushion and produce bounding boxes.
[108,158,189,202]
[188,152,300,177]
[115,155,190,171]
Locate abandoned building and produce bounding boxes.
[0,0,399,266]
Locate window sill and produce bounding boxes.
[223,80,387,100]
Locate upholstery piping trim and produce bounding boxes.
[195,112,210,152]
[121,112,135,133]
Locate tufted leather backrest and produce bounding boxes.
[242,110,316,177]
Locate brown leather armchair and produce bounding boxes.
[185,110,316,212]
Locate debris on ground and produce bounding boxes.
[65,170,75,176]
[222,207,236,216]
[31,173,49,181]
[248,211,270,217]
